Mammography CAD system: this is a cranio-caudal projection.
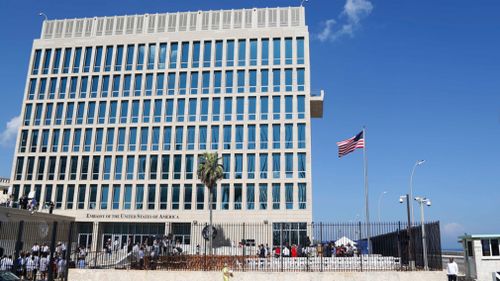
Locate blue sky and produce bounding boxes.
[0,0,499,249]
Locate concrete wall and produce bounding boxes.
[69,269,447,281]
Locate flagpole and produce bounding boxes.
[363,126,371,254]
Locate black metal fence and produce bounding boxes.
[0,220,74,281]
[66,221,442,272]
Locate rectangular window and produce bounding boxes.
[148,184,156,209]
[214,71,222,93]
[114,156,123,180]
[225,70,233,93]
[64,184,73,209]
[212,98,220,121]
[42,49,52,74]
[158,43,167,69]
[221,184,229,210]
[134,74,142,96]
[48,79,56,99]
[298,153,306,179]
[285,69,293,92]
[199,126,207,150]
[147,43,156,69]
[77,185,86,209]
[109,101,117,123]
[176,99,185,122]
[160,184,168,209]
[180,42,189,68]
[259,69,268,93]
[94,46,103,72]
[38,78,47,100]
[63,48,72,73]
[222,154,230,179]
[273,124,280,149]
[272,153,280,179]
[142,100,151,122]
[101,76,109,97]
[32,50,41,74]
[73,47,82,73]
[223,125,231,149]
[273,69,281,92]
[260,124,268,149]
[285,183,293,209]
[165,99,173,121]
[123,75,131,97]
[103,156,112,180]
[83,47,91,72]
[250,39,257,66]
[189,71,198,95]
[163,126,172,150]
[273,96,280,119]
[126,45,134,70]
[272,183,280,209]
[211,125,219,150]
[161,155,170,180]
[52,49,61,74]
[259,184,267,210]
[136,44,145,70]
[297,68,305,91]
[203,41,212,67]
[100,185,109,209]
[285,38,293,65]
[226,40,234,66]
[202,71,210,94]
[298,124,306,148]
[184,184,192,210]
[234,184,242,210]
[192,41,200,68]
[115,45,124,71]
[285,153,293,178]
[179,72,187,94]
[297,37,305,64]
[145,74,153,96]
[126,155,135,180]
[106,128,115,151]
[234,154,243,179]
[156,73,164,95]
[137,155,146,179]
[187,126,195,150]
[28,79,36,100]
[124,185,132,209]
[273,38,281,65]
[112,185,120,210]
[260,153,268,179]
[88,184,97,210]
[285,124,293,149]
[135,184,144,209]
[261,39,269,65]
[172,184,180,209]
[185,154,194,179]
[104,46,113,71]
[237,70,245,93]
[238,39,246,66]
[169,42,178,69]
[247,184,255,210]
[173,155,182,179]
[196,184,204,210]
[87,101,96,124]
[215,40,223,67]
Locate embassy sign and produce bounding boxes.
[85,213,180,220]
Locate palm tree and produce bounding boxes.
[197,152,224,254]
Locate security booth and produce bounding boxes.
[459,234,500,281]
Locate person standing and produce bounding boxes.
[222,263,233,281]
[446,258,459,281]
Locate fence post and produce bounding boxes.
[48,221,58,281]
[242,222,246,272]
[64,222,74,281]
[358,221,363,272]
[397,221,402,271]
[319,222,323,272]
[280,222,283,272]
[204,222,207,271]
[13,220,24,274]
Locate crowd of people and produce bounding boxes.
[255,241,359,259]
[0,242,68,281]
[1,195,55,214]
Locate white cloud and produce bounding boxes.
[0,116,21,147]
[317,0,373,42]
[443,222,465,239]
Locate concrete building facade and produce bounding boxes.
[9,6,323,251]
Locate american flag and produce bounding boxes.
[337,131,365,158]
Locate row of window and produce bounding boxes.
[23,95,306,127]
[19,123,307,154]
[14,152,307,182]
[31,37,305,75]
[27,68,306,101]
[12,182,307,211]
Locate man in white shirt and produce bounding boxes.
[446,258,459,281]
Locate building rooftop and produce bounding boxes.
[459,234,500,241]
[40,6,305,40]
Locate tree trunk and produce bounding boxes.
[209,187,213,255]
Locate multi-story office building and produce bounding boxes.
[10,6,323,251]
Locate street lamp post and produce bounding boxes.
[399,194,414,270]
[415,196,431,271]
[377,191,387,222]
[409,160,425,226]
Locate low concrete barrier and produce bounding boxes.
[69,269,446,281]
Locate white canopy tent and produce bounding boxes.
[335,236,357,247]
